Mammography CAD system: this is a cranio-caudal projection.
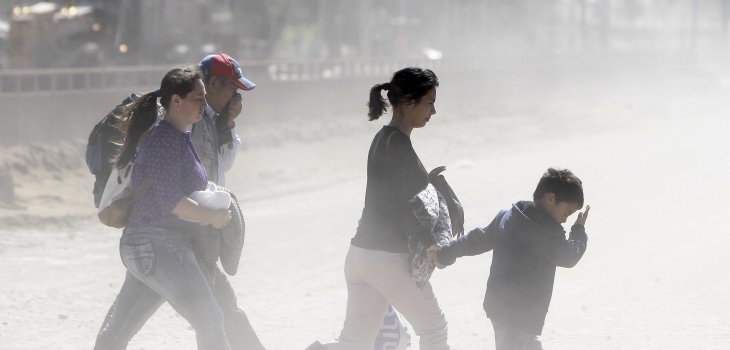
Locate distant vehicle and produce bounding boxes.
[7,2,105,68]
[5,1,254,69]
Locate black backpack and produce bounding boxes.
[85,93,139,208]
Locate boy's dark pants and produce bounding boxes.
[491,319,543,350]
[94,266,265,350]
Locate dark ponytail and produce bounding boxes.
[366,67,439,121]
[112,66,201,168]
[367,83,390,120]
[112,92,159,168]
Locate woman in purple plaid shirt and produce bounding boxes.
[94,66,234,350]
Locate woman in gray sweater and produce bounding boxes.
[309,67,451,350]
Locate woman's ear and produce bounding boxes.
[402,95,415,106]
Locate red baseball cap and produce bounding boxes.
[199,53,256,90]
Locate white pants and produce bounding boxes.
[322,245,450,350]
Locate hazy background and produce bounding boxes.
[0,1,729,349]
[3,0,730,68]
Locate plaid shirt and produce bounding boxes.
[127,120,208,230]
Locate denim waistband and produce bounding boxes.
[122,224,199,241]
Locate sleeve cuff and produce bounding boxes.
[436,244,457,266]
[569,224,587,239]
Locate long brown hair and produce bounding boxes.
[112,66,201,168]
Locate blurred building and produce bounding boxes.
[3,0,238,68]
[3,0,730,69]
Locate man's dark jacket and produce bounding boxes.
[438,200,588,334]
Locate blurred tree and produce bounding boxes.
[722,0,730,48]
[319,0,362,58]
[230,0,272,59]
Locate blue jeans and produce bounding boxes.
[94,268,264,350]
[95,232,231,350]
[491,319,543,350]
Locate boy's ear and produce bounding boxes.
[541,192,556,207]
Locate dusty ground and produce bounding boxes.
[1,62,729,349]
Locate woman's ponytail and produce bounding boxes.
[367,67,438,121]
[112,91,159,168]
[367,83,390,121]
[110,66,200,169]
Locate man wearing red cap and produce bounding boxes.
[191,53,265,350]
[193,52,256,186]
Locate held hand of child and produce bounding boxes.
[574,205,591,226]
[208,209,232,229]
[427,244,447,269]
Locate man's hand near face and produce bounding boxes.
[223,93,242,128]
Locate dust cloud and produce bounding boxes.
[1,1,729,349]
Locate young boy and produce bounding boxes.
[430,167,590,350]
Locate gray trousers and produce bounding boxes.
[322,245,450,350]
[94,233,231,350]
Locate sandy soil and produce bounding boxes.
[1,63,729,349]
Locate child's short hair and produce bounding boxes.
[533,168,584,208]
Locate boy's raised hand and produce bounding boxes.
[574,205,591,226]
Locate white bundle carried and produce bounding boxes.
[189,182,246,277]
[188,182,232,214]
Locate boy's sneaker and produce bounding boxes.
[305,341,326,350]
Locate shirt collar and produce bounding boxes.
[204,105,216,119]
[159,119,192,137]
[527,203,563,232]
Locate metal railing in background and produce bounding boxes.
[264,56,482,82]
[0,57,484,95]
[0,65,170,94]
